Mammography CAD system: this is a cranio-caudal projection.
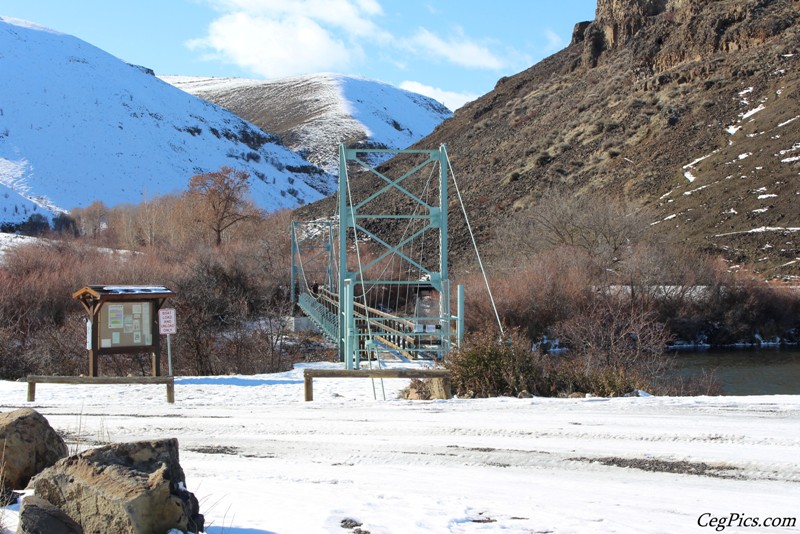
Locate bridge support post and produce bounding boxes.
[290,221,298,306]
[342,278,357,369]
[456,284,465,349]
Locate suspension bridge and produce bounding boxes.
[291,144,469,369]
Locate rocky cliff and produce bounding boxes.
[299,0,799,278]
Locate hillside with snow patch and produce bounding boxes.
[162,73,453,183]
[0,16,330,225]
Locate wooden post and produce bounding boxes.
[27,381,35,402]
[151,351,161,377]
[304,374,314,402]
[430,377,441,399]
[88,352,98,377]
[89,309,100,377]
[166,379,175,404]
[441,376,452,399]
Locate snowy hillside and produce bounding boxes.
[162,73,453,181]
[0,16,330,226]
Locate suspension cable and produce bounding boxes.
[293,226,313,296]
[445,151,504,337]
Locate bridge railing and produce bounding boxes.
[301,286,458,361]
[298,292,338,342]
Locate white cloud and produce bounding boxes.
[400,80,478,111]
[188,12,355,78]
[206,0,388,39]
[191,0,520,87]
[407,27,506,70]
[192,0,391,77]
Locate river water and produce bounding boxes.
[674,347,800,395]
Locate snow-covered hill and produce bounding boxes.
[0,16,330,226]
[162,73,453,181]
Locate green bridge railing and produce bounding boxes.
[298,292,338,342]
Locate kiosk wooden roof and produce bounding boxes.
[72,285,175,314]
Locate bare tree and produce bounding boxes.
[504,188,646,271]
[188,166,260,246]
[105,203,138,249]
[72,200,109,240]
[552,292,672,373]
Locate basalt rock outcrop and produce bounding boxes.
[32,439,204,534]
[576,0,798,72]
[0,408,67,498]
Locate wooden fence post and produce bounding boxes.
[304,374,314,402]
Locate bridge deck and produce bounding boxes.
[298,288,438,360]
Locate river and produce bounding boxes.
[675,347,800,395]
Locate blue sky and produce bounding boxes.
[2,0,597,109]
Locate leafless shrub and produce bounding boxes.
[674,267,800,345]
[461,247,591,341]
[0,207,300,379]
[21,313,87,376]
[525,189,646,271]
[550,292,675,395]
[169,241,296,376]
[445,329,541,398]
[445,326,672,398]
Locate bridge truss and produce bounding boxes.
[292,144,464,368]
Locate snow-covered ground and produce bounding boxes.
[2,361,799,534]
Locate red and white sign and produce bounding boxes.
[158,308,177,335]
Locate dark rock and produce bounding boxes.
[571,21,592,44]
[341,518,363,529]
[0,408,67,493]
[16,495,83,534]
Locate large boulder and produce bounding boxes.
[0,408,67,495]
[32,439,204,534]
[16,495,84,534]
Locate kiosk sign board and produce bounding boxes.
[73,285,176,377]
[99,301,154,348]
